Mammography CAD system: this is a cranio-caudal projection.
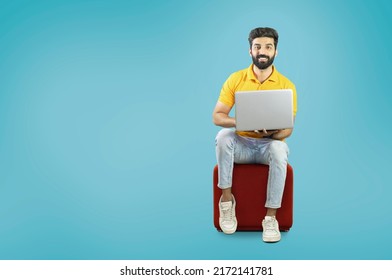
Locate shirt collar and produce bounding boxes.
[246,64,278,83]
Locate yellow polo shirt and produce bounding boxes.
[218,64,297,138]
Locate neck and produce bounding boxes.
[253,65,273,83]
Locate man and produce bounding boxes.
[212,27,297,242]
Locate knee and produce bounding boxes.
[215,129,236,149]
[268,141,289,163]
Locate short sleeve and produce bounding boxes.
[218,74,236,108]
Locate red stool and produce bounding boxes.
[213,164,294,231]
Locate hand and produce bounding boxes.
[253,129,278,137]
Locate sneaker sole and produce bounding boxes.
[221,228,236,234]
[262,235,281,243]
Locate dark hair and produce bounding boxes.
[248,27,279,48]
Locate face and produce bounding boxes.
[249,37,277,70]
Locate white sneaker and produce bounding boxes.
[219,195,237,234]
[262,216,281,242]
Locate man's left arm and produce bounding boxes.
[270,116,295,140]
[270,128,293,140]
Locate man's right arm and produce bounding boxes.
[212,101,236,128]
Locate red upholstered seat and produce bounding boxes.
[213,164,293,231]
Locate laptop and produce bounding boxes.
[235,89,293,131]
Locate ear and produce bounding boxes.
[275,49,278,57]
[249,48,252,57]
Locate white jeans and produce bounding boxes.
[215,128,289,208]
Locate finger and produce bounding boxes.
[263,129,267,134]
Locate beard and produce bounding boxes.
[252,53,275,70]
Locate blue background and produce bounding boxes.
[1,0,392,260]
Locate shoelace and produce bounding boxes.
[264,219,277,230]
[221,207,233,221]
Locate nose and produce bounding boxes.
[256,48,268,56]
